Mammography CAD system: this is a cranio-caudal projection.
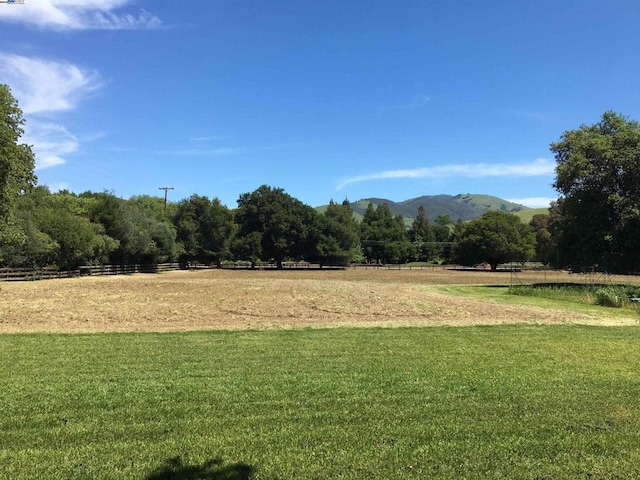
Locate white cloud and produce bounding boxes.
[0,53,102,114]
[23,121,79,170]
[336,158,555,190]
[506,197,556,209]
[0,54,102,169]
[0,0,161,30]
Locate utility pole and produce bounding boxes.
[158,186,174,215]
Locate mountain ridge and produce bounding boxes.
[317,193,532,223]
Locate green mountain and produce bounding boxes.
[513,207,550,224]
[318,194,530,224]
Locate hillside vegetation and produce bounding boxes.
[513,207,550,224]
[319,194,530,223]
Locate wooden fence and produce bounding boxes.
[0,263,186,282]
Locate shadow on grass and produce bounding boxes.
[145,456,254,480]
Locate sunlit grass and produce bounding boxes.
[432,284,640,321]
[2,326,640,478]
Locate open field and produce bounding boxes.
[2,270,640,478]
[1,268,639,333]
[2,327,639,479]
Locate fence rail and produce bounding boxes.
[0,263,186,282]
[0,261,551,282]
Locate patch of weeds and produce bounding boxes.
[509,283,640,312]
[508,283,590,303]
[594,287,626,308]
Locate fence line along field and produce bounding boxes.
[1,269,638,333]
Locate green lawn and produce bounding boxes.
[432,284,640,321]
[1,326,640,479]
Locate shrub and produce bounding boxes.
[594,287,626,308]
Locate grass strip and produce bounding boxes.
[432,284,640,321]
[1,326,639,479]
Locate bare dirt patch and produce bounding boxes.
[0,268,638,333]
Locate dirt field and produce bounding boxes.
[1,268,638,333]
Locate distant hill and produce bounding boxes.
[513,207,550,224]
[318,194,530,224]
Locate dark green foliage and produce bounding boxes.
[1,187,118,269]
[432,214,453,243]
[1,187,56,267]
[552,111,640,273]
[174,195,234,266]
[233,185,317,268]
[360,202,412,264]
[454,211,535,270]
[36,204,114,269]
[0,85,36,220]
[528,204,562,265]
[310,199,360,266]
[408,205,437,262]
[82,191,178,265]
[129,194,177,222]
[0,84,37,255]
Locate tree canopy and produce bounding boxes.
[453,211,535,271]
[407,205,436,262]
[551,111,640,272]
[233,185,317,268]
[310,199,360,266]
[360,203,412,264]
[174,195,233,266]
[0,84,37,255]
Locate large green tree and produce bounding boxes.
[551,111,640,272]
[81,191,178,264]
[528,202,562,266]
[4,187,118,269]
[1,186,57,267]
[408,205,436,262]
[0,84,37,258]
[453,211,535,271]
[310,199,360,266]
[174,194,234,266]
[232,185,317,268]
[360,203,411,264]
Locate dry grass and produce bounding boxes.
[1,268,638,333]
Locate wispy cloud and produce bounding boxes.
[157,147,247,157]
[507,197,556,209]
[190,135,229,142]
[336,158,555,190]
[0,0,161,30]
[501,108,547,121]
[0,53,102,114]
[380,94,432,113]
[406,95,431,108]
[23,121,79,170]
[0,54,102,170]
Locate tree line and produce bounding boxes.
[0,184,456,270]
[2,84,639,273]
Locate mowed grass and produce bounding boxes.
[2,326,640,479]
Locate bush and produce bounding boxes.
[594,287,626,308]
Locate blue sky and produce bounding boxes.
[1,1,639,210]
